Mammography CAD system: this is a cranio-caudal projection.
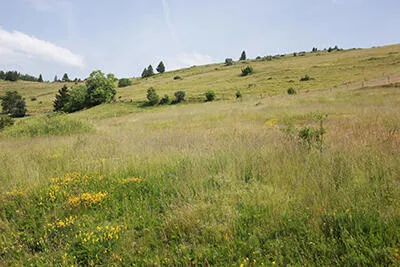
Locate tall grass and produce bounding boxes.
[0,83,399,265]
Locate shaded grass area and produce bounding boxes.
[0,114,93,138]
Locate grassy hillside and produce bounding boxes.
[0,44,400,265]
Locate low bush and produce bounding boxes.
[236,90,242,99]
[205,90,216,102]
[173,76,182,80]
[173,91,185,104]
[225,58,233,66]
[241,66,254,76]
[287,88,297,95]
[0,115,14,130]
[159,94,170,105]
[118,78,132,88]
[300,74,311,81]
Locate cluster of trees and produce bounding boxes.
[141,61,165,78]
[53,73,82,83]
[53,70,117,113]
[145,88,185,106]
[0,71,43,82]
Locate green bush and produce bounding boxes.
[173,91,185,104]
[118,78,132,88]
[0,114,93,137]
[236,90,242,99]
[146,87,160,106]
[300,74,311,81]
[86,70,117,107]
[241,66,254,76]
[173,76,182,80]
[287,88,297,95]
[0,115,14,130]
[63,85,88,113]
[159,94,170,105]
[225,58,233,66]
[205,90,216,102]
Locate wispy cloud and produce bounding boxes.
[169,52,213,69]
[0,27,84,68]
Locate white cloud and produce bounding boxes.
[0,27,84,68]
[176,52,213,67]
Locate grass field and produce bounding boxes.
[0,44,400,265]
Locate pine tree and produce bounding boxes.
[141,68,148,78]
[54,75,58,82]
[53,85,70,111]
[147,65,154,76]
[156,61,165,74]
[240,50,247,61]
[38,74,43,82]
[62,73,70,82]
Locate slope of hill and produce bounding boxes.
[0,44,399,266]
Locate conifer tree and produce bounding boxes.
[38,74,43,82]
[156,61,165,74]
[240,50,247,61]
[53,85,69,112]
[62,73,70,82]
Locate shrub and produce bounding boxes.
[236,90,242,99]
[205,90,216,102]
[173,76,182,80]
[159,94,170,105]
[146,87,160,106]
[118,78,132,88]
[300,74,311,81]
[287,88,297,95]
[241,66,253,76]
[0,115,14,130]
[173,90,185,104]
[225,58,233,66]
[30,97,37,101]
[1,91,27,117]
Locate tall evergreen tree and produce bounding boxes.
[0,71,5,80]
[53,85,70,112]
[38,74,43,82]
[54,75,58,82]
[141,68,148,78]
[62,73,70,82]
[156,61,165,74]
[240,50,247,61]
[147,65,154,76]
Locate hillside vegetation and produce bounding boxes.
[0,44,400,265]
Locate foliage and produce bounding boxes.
[86,70,117,107]
[240,50,247,61]
[53,85,70,112]
[54,75,59,82]
[0,91,27,117]
[173,76,182,80]
[205,90,216,102]
[0,115,14,130]
[4,71,19,81]
[156,61,166,74]
[300,74,311,81]
[159,94,170,105]
[312,47,318,52]
[236,90,242,99]
[38,74,44,83]
[63,84,88,113]
[241,66,254,76]
[146,87,160,106]
[225,58,233,66]
[173,90,186,104]
[118,78,132,88]
[62,73,70,82]
[287,87,297,95]
[0,70,4,80]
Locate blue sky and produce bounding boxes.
[0,0,399,80]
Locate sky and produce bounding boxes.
[0,0,399,80]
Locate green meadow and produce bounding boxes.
[1,45,400,265]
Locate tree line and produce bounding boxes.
[0,71,43,82]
